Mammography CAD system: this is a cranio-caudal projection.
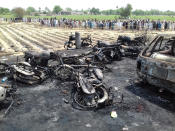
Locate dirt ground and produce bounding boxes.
[0,23,175,131]
[0,22,173,54]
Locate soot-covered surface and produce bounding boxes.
[0,57,175,131]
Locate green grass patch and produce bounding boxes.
[0,14,175,21]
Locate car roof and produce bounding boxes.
[156,34,175,39]
[157,34,175,37]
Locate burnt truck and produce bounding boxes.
[137,34,175,93]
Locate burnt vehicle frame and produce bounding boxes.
[64,33,92,49]
[117,34,147,58]
[137,34,175,93]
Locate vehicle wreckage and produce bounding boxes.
[137,34,175,93]
[117,34,147,57]
[64,33,92,49]
[0,33,148,112]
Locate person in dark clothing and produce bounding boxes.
[134,21,137,30]
[165,21,168,30]
[126,21,128,29]
[109,21,112,30]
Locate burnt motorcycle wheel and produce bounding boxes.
[73,85,110,110]
[73,90,99,110]
[54,65,75,81]
[64,42,74,50]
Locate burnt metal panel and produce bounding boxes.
[167,70,175,82]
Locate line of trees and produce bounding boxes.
[1,4,175,19]
[0,6,64,17]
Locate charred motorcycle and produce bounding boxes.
[64,34,92,49]
[73,67,112,110]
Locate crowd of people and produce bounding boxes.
[36,18,175,31]
[1,17,175,31]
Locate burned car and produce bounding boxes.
[137,34,175,93]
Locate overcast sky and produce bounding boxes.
[0,0,174,11]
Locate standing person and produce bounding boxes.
[157,20,161,30]
[50,18,52,27]
[134,21,137,30]
[123,21,126,30]
[85,20,88,29]
[47,18,50,27]
[93,19,95,29]
[169,21,172,30]
[119,20,122,30]
[129,20,132,30]
[109,20,112,30]
[146,20,149,30]
[78,20,81,28]
[101,21,104,30]
[111,21,114,30]
[90,20,92,29]
[125,21,128,30]
[149,20,153,30]
[152,21,156,30]
[55,18,58,27]
[164,21,168,30]
[172,22,175,31]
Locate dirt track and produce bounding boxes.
[0,23,175,131]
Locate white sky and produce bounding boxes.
[0,0,174,11]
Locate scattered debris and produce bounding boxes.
[3,100,14,118]
[62,98,69,104]
[0,83,16,117]
[122,127,129,131]
[0,33,153,114]
[85,123,92,128]
[111,111,118,118]
[159,88,164,93]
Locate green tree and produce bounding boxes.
[45,7,51,13]
[26,7,35,15]
[90,7,100,15]
[132,9,145,15]
[53,5,62,14]
[38,7,41,13]
[12,7,25,18]
[44,7,51,15]
[65,7,72,12]
[120,4,132,18]
[0,7,10,14]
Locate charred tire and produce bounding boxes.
[73,90,98,110]
[64,42,74,49]
[73,86,109,110]
[54,64,75,81]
